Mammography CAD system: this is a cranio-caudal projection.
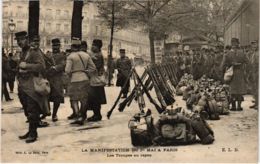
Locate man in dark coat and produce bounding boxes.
[15,31,47,143]
[248,40,259,110]
[116,49,132,98]
[8,53,18,93]
[45,38,66,121]
[86,39,107,122]
[221,38,247,111]
[2,49,13,101]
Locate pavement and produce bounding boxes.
[1,67,259,163]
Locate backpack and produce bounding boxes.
[153,109,197,145]
[206,99,220,120]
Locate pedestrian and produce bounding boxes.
[80,40,88,52]
[65,38,96,125]
[44,38,66,122]
[248,40,258,110]
[8,53,18,93]
[221,38,247,111]
[2,49,13,101]
[87,39,107,122]
[115,49,132,98]
[16,32,47,143]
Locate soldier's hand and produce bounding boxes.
[19,62,27,69]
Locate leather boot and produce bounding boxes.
[230,101,236,111]
[19,132,30,140]
[237,101,243,111]
[25,123,38,143]
[87,107,102,122]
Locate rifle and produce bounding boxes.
[107,67,134,119]
[152,65,174,105]
[146,66,167,108]
[118,70,148,112]
[133,68,165,114]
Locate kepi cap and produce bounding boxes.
[15,31,27,40]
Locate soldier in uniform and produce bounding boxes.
[65,38,96,125]
[116,49,132,98]
[80,41,88,52]
[221,38,247,111]
[86,39,107,122]
[2,49,13,101]
[248,40,259,110]
[44,38,66,122]
[15,32,47,143]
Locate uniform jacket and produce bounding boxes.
[116,56,132,77]
[222,48,248,95]
[18,48,48,113]
[65,51,96,83]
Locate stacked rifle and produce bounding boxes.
[107,63,180,119]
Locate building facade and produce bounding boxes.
[2,0,150,59]
[224,0,259,46]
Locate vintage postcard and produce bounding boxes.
[1,0,259,163]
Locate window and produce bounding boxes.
[47,9,52,18]
[56,9,60,15]
[64,24,69,31]
[3,6,8,16]
[56,24,61,31]
[17,6,23,16]
[64,10,69,18]
[17,21,23,30]
[56,9,60,18]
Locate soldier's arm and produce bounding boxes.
[65,56,73,74]
[25,50,46,73]
[86,56,97,77]
[54,55,66,72]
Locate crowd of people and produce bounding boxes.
[166,38,258,111]
[1,30,258,144]
[2,30,132,143]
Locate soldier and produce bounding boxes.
[15,32,47,143]
[221,38,247,111]
[115,49,132,98]
[80,41,88,52]
[8,53,18,93]
[248,40,258,110]
[2,49,13,101]
[87,39,107,122]
[65,38,96,125]
[44,38,66,122]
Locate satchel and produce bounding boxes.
[224,66,233,82]
[90,73,107,86]
[33,75,51,96]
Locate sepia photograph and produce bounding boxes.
[1,0,259,163]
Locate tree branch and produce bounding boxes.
[152,0,171,16]
[133,0,146,9]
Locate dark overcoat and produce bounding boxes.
[88,51,107,105]
[17,48,49,115]
[45,52,66,103]
[222,49,247,95]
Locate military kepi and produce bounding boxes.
[71,37,81,45]
[15,31,27,40]
[52,38,60,45]
[231,38,239,44]
[119,49,126,53]
[92,39,103,49]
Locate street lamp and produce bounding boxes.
[8,19,16,55]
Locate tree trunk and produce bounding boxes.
[28,0,39,42]
[108,0,115,86]
[149,30,155,64]
[71,0,83,39]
